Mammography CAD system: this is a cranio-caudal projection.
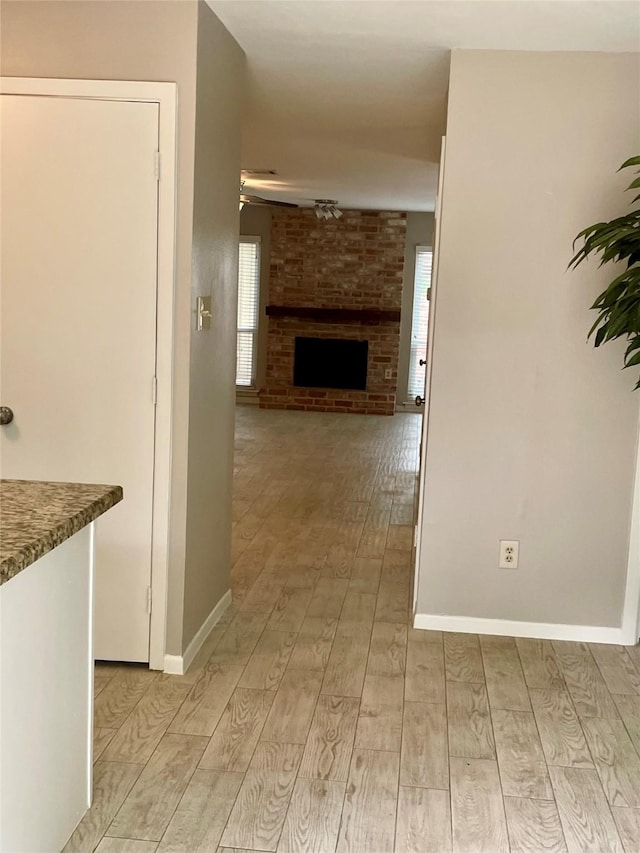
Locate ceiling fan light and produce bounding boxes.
[314,199,342,221]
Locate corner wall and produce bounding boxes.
[417,50,640,635]
[182,1,245,649]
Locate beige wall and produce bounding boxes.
[239,204,272,391]
[1,0,245,656]
[417,50,640,630]
[182,1,245,648]
[398,211,435,406]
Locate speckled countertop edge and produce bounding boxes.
[0,480,123,586]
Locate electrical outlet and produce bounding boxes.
[384,368,393,379]
[499,539,519,569]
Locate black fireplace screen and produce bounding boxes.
[293,337,368,391]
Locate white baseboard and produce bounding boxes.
[163,589,232,675]
[413,612,623,645]
[162,654,185,676]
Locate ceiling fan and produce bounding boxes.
[240,176,298,209]
[240,191,298,208]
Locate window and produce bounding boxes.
[236,237,260,387]
[407,245,433,400]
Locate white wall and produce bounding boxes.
[397,211,435,405]
[417,50,640,633]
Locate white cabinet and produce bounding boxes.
[0,527,95,853]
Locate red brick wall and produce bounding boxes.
[261,209,407,415]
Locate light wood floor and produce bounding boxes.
[66,406,640,853]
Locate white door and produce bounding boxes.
[0,94,159,662]
[413,137,446,611]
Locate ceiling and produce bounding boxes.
[208,0,640,212]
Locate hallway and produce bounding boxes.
[67,407,640,852]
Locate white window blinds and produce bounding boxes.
[407,246,433,400]
[236,237,260,387]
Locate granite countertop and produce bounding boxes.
[0,479,123,586]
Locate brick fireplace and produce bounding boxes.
[260,209,407,415]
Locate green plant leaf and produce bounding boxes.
[593,326,607,347]
[571,157,640,387]
[619,156,640,170]
[625,338,640,358]
[569,215,640,268]
[605,312,633,341]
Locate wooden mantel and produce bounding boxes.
[265,305,401,323]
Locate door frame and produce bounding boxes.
[0,77,177,669]
[412,136,447,614]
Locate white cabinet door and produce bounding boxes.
[0,94,159,661]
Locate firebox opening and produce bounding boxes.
[293,337,368,391]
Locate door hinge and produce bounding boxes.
[426,288,432,301]
[154,151,160,181]
[147,586,152,615]
[414,525,418,547]
[152,376,158,405]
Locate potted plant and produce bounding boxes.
[570,156,640,387]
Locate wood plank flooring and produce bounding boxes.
[65,407,640,852]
